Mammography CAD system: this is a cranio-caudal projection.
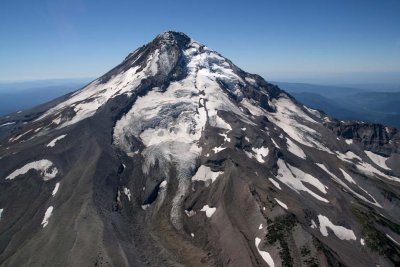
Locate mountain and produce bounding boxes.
[1,32,400,267]
[277,82,400,128]
[272,81,366,98]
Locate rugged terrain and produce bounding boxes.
[0,31,399,267]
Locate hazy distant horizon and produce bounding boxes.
[1,72,399,91]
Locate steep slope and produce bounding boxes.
[0,32,400,267]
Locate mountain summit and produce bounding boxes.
[1,31,400,267]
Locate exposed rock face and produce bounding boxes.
[0,32,400,267]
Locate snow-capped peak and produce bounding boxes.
[34,31,275,132]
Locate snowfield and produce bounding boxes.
[317,214,356,241]
[192,165,223,185]
[255,237,275,267]
[41,206,54,228]
[46,134,67,148]
[200,205,216,218]
[6,160,58,181]
[52,182,60,196]
[276,159,329,203]
[364,151,390,170]
[274,198,288,210]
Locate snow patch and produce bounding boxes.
[345,139,353,145]
[255,237,275,267]
[355,161,400,183]
[0,122,15,127]
[286,138,306,159]
[241,98,265,116]
[5,160,58,181]
[52,182,60,196]
[386,234,400,246]
[317,214,356,240]
[46,134,67,148]
[274,198,288,210]
[192,165,223,185]
[247,146,269,163]
[336,151,362,163]
[219,132,231,142]
[365,151,390,170]
[200,205,216,218]
[123,187,131,201]
[160,180,167,188]
[276,159,329,203]
[317,163,381,207]
[41,206,54,228]
[212,146,226,154]
[267,95,332,154]
[268,178,281,190]
[310,219,317,229]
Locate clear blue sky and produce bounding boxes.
[0,0,399,84]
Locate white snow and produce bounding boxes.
[386,234,400,246]
[274,198,288,210]
[303,106,321,118]
[317,214,356,240]
[41,206,54,228]
[355,161,400,183]
[0,122,15,127]
[219,132,231,142]
[241,127,246,131]
[46,134,67,148]
[335,151,362,163]
[246,146,269,163]
[317,163,382,207]
[141,204,150,210]
[52,182,60,196]
[9,129,33,142]
[364,151,391,170]
[123,187,131,201]
[191,233,195,238]
[268,178,281,190]
[255,237,275,267]
[245,77,257,84]
[267,95,332,154]
[245,136,250,142]
[5,160,58,181]
[185,210,196,217]
[310,220,317,229]
[192,165,223,185]
[271,138,280,149]
[345,139,353,145]
[339,168,356,184]
[286,138,306,159]
[0,209,3,220]
[360,238,365,246]
[212,146,226,154]
[160,180,168,188]
[275,159,329,203]
[241,98,265,116]
[200,205,216,218]
[259,223,263,230]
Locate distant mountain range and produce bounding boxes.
[274,81,400,128]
